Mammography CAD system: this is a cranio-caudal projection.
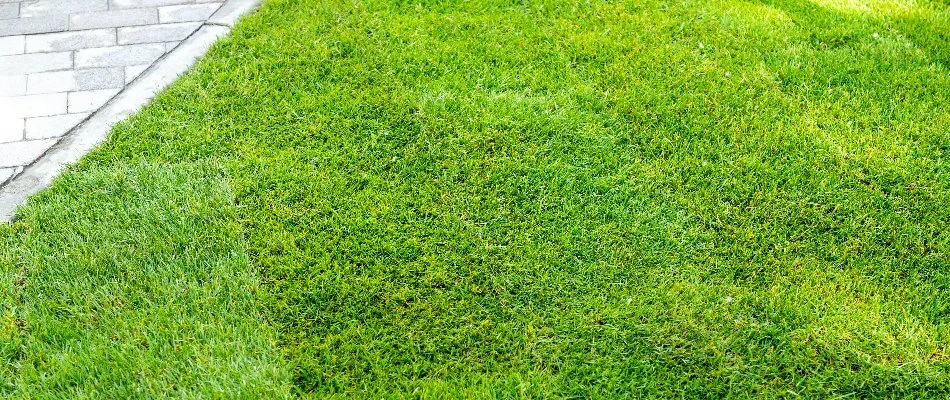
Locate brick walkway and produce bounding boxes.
[0,0,227,184]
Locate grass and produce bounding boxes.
[4,0,950,397]
[1,163,290,398]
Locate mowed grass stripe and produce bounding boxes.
[1,163,291,398]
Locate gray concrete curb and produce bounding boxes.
[0,0,262,222]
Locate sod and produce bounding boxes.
[5,0,950,397]
[1,164,290,398]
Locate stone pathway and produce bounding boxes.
[0,0,257,219]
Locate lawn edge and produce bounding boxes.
[0,0,263,222]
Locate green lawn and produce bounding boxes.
[4,0,950,397]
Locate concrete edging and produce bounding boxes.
[0,0,262,221]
